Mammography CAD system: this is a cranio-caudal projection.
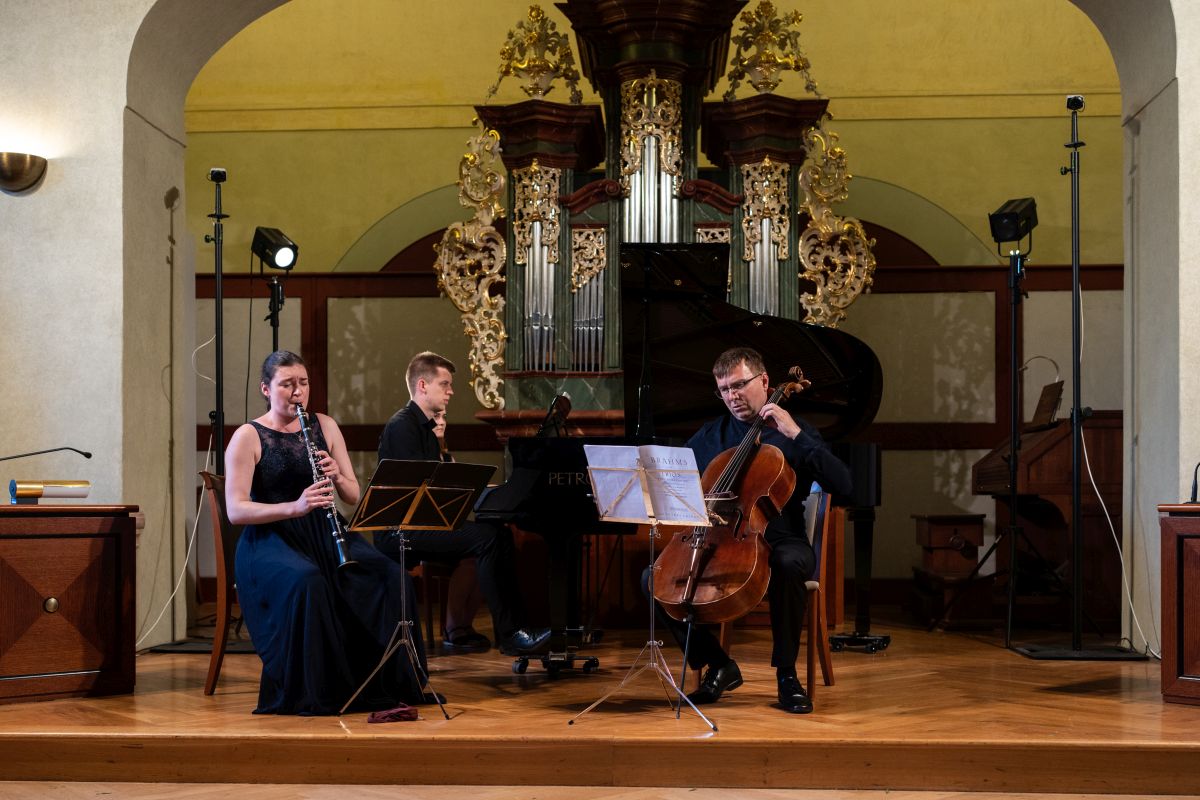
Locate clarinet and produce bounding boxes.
[295,403,357,569]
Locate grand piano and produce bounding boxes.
[480,243,885,670]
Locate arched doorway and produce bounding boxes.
[121,0,1178,649]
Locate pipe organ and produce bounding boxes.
[435,1,875,426]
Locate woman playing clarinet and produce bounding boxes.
[225,350,427,714]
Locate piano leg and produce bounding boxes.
[512,527,600,677]
[829,507,891,653]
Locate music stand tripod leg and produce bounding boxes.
[339,528,449,719]
[569,525,716,731]
[677,619,694,718]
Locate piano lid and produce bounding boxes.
[620,243,883,441]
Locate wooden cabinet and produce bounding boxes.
[0,505,137,703]
[1159,505,1200,705]
[914,514,984,576]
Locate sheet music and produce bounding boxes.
[583,444,708,526]
[583,444,649,523]
[638,445,707,526]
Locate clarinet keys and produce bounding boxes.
[295,403,358,569]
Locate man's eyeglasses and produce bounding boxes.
[714,372,764,399]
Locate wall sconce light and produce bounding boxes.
[251,226,298,270]
[0,152,48,192]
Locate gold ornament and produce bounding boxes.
[797,122,875,328]
[435,119,509,409]
[741,156,791,261]
[570,227,606,292]
[725,1,819,101]
[485,5,583,104]
[511,159,562,266]
[695,225,731,245]
[619,71,683,194]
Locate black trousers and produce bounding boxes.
[642,528,815,673]
[376,520,524,639]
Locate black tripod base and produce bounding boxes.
[1014,643,1148,661]
[829,631,891,654]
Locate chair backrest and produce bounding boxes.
[804,487,833,586]
[198,471,241,589]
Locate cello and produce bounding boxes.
[652,367,810,624]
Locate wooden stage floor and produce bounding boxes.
[1,622,1197,794]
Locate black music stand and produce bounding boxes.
[338,458,495,717]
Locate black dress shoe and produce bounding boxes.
[441,627,491,654]
[686,660,743,705]
[777,675,813,714]
[499,627,551,656]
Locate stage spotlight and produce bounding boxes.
[251,226,298,270]
[988,198,1038,244]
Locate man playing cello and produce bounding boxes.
[646,347,852,714]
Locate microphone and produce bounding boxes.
[537,392,572,437]
[0,447,93,463]
[1191,461,1200,503]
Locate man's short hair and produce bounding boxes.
[712,346,766,378]
[406,351,456,395]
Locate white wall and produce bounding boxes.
[0,0,285,648]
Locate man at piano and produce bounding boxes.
[376,351,550,657]
[649,347,852,714]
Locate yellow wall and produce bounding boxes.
[185,128,476,272]
[184,0,1122,270]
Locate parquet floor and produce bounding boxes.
[0,787,1194,800]
[0,621,1197,794]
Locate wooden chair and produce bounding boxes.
[717,488,836,696]
[198,471,242,695]
[801,490,836,694]
[409,559,453,652]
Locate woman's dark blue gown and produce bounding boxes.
[234,420,426,715]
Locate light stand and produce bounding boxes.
[934,199,1058,641]
[994,200,1034,649]
[202,168,228,475]
[265,275,284,353]
[1013,95,1144,661]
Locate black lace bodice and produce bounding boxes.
[250,419,329,505]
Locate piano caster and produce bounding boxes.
[511,653,600,676]
[828,631,891,654]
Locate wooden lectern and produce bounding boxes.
[972,411,1122,628]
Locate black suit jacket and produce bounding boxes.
[378,400,439,462]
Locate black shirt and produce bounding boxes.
[687,412,852,537]
[378,400,439,462]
